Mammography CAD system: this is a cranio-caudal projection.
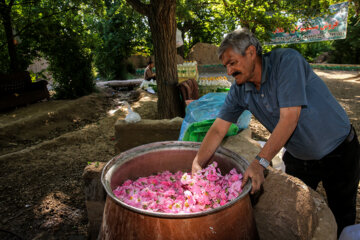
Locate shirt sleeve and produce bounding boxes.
[217,85,244,123]
[276,50,308,108]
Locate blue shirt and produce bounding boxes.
[218,48,350,160]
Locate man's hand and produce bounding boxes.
[191,159,202,175]
[241,160,265,194]
[241,106,301,194]
[190,118,232,175]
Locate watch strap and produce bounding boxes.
[255,155,270,168]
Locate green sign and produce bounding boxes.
[267,2,349,45]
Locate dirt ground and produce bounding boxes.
[0,69,359,239]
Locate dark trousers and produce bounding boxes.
[283,126,360,237]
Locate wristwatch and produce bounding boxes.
[255,155,270,169]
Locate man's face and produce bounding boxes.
[221,47,256,85]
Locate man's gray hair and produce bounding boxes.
[218,28,262,59]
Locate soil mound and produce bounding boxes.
[0,93,112,155]
[188,43,222,65]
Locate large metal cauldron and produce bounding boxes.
[100,141,258,240]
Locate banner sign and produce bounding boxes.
[267,2,349,45]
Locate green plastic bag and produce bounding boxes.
[183,119,239,142]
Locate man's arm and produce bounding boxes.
[258,106,301,162]
[242,106,301,194]
[192,118,232,174]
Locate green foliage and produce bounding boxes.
[93,1,150,80]
[177,0,231,44]
[35,1,99,99]
[176,0,236,57]
[0,0,101,98]
[87,161,100,167]
[175,0,334,58]
[328,14,360,64]
[45,35,95,99]
[0,44,10,74]
[268,41,334,62]
[1,0,357,102]
[222,0,333,42]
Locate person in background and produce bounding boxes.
[191,28,360,237]
[144,60,156,81]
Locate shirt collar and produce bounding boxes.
[244,54,270,92]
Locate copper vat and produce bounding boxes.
[100,141,258,240]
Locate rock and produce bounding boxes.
[253,169,336,239]
[255,170,315,239]
[313,52,329,63]
[311,190,338,240]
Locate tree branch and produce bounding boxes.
[0,0,8,12]
[11,1,38,6]
[126,0,148,16]
[15,6,79,37]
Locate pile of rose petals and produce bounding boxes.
[113,162,243,213]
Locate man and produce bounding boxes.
[144,60,156,81]
[191,28,359,236]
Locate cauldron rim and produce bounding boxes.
[101,141,252,219]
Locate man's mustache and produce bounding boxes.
[232,71,241,77]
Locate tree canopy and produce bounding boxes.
[1,0,358,104]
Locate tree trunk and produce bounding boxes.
[126,0,184,118]
[147,0,184,118]
[0,1,18,73]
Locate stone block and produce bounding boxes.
[82,162,106,240]
[114,117,183,154]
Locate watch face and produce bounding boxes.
[259,158,269,168]
[255,155,269,168]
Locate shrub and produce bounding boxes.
[328,15,360,64]
[44,31,95,99]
